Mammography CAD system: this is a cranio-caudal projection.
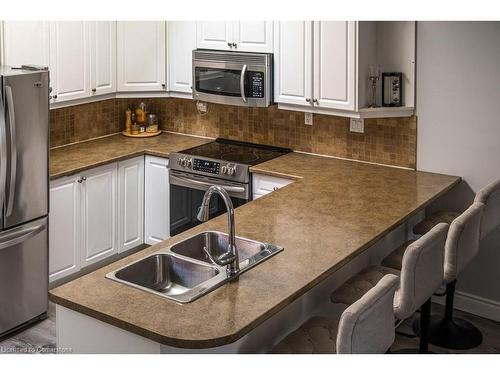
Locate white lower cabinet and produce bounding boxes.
[118,157,144,253]
[80,163,118,267]
[49,158,147,282]
[144,156,170,245]
[252,174,293,199]
[49,175,81,283]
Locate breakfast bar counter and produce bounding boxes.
[49,151,460,351]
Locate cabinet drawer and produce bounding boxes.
[252,174,293,199]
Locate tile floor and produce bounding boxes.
[0,303,499,354]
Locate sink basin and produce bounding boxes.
[106,231,283,303]
[107,253,226,303]
[170,231,283,272]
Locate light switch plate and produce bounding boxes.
[196,102,208,113]
[349,118,364,133]
[304,112,313,126]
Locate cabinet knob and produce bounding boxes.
[52,95,58,100]
[77,176,87,183]
[92,88,96,93]
[227,42,232,47]
[313,98,318,104]
[232,43,237,48]
[162,83,166,89]
[306,98,311,103]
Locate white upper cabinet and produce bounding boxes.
[2,21,50,67]
[313,21,356,111]
[168,21,196,96]
[274,21,312,106]
[117,21,166,92]
[196,21,233,51]
[90,21,116,96]
[233,21,273,53]
[196,21,273,52]
[49,21,91,103]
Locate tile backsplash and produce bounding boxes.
[50,98,417,169]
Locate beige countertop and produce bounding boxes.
[49,132,212,180]
[49,143,460,349]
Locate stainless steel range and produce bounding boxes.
[169,139,291,236]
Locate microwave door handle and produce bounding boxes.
[171,174,245,193]
[0,99,7,209]
[5,86,16,217]
[240,64,247,103]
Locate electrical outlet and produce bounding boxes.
[349,118,364,133]
[196,102,208,113]
[304,112,313,126]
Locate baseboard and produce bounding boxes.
[434,290,500,322]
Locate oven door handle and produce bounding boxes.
[240,64,247,103]
[171,174,246,193]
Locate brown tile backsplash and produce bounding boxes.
[50,97,417,169]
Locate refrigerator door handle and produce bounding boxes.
[0,217,46,251]
[5,85,17,217]
[0,95,7,210]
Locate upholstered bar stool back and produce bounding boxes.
[336,274,399,354]
[474,177,500,239]
[271,275,399,354]
[394,223,448,320]
[443,202,484,284]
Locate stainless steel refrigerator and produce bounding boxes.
[0,66,49,337]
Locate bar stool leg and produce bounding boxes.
[419,298,431,353]
[414,280,483,350]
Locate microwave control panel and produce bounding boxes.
[193,159,220,174]
[248,71,264,98]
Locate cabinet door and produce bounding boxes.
[2,21,50,68]
[313,21,357,111]
[144,156,170,245]
[196,21,233,50]
[274,21,313,106]
[81,164,118,267]
[117,21,166,92]
[233,21,273,53]
[49,175,81,283]
[118,157,144,253]
[49,21,91,103]
[168,21,196,95]
[90,21,116,96]
[252,174,293,199]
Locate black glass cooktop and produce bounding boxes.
[180,138,292,166]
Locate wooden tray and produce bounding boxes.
[122,130,162,138]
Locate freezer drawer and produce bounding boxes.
[0,217,48,336]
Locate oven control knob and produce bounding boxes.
[186,158,192,168]
[221,166,228,174]
[228,166,235,176]
[180,158,188,167]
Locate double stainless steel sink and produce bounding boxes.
[106,231,283,303]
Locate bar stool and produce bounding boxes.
[413,203,485,349]
[333,223,449,353]
[271,274,399,354]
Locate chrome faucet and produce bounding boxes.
[197,185,240,278]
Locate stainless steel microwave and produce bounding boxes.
[192,49,273,107]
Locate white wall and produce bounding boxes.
[416,21,500,319]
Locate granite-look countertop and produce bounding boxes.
[49,132,212,179]
[49,149,460,349]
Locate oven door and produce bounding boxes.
[193,60,270,107]
[169,170,250,236]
